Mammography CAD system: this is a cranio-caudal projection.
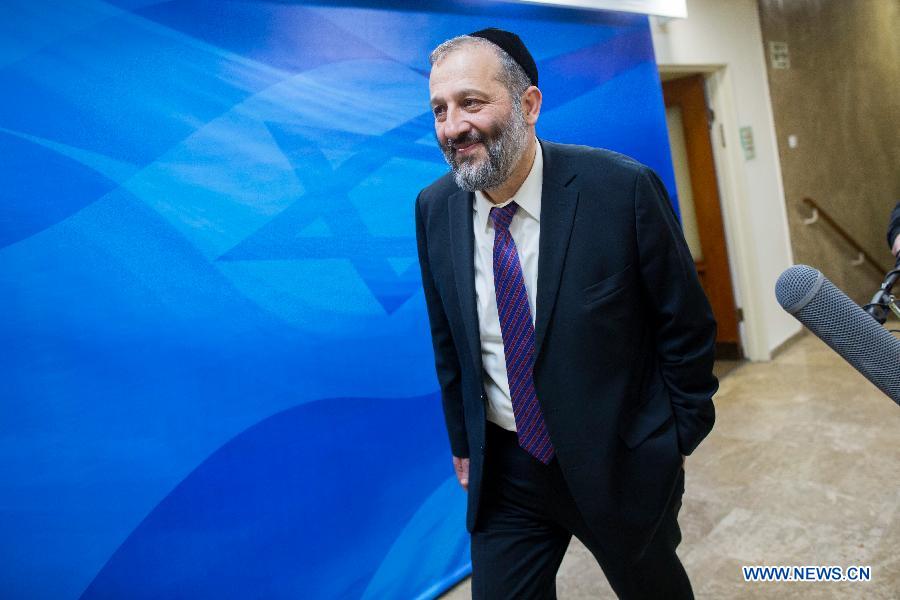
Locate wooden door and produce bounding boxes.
[662,74,741,358]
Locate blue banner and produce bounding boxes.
[0,1,674,598]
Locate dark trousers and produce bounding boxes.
[471,423,693,600]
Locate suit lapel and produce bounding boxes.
[448,188,482,375]
[534,142,579,360]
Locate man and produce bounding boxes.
[415,28,718,599]
[887,201,900,257]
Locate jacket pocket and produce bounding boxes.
[618,384,674,449]
[583,263,633,307]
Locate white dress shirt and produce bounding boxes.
[473,141,543,432]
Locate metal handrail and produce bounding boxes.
[801,197,884,274]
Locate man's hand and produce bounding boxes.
[453,456,470,490]
[892,233,900,257]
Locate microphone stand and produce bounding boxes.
[863,257,900,325]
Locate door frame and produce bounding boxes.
[662,73,741,358]
[658,64,767,360]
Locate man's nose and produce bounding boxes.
[441,107,470,142]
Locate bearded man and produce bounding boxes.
[414,28,718,599]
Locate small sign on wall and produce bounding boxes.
[769,41,790,69]
[739,126,756,160]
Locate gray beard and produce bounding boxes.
[440,106,529,193]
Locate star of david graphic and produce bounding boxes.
[217,112,438,314]
[214,31,650,316]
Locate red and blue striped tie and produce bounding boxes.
[490,203,555,464]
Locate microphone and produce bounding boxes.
[775,265,900,406]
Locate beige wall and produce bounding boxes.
[757,0,900,304]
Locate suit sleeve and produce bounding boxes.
[887,201,900,249]
[633,167,718,456]
[415,194,469,458]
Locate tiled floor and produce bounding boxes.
[440,334,900,598]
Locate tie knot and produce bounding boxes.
[490,202,518,231]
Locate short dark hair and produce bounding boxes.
[429,36,531,102]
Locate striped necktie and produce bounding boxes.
[490,202,555,464]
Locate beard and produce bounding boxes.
[438,104,530,192]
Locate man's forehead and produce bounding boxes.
[429,45,502,97]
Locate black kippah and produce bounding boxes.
[469,27,538,87]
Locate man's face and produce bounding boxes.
[429,44,528,191]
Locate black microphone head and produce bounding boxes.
[775,264,824,314]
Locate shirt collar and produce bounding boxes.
[474,139,543,233]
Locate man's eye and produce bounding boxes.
[463,99,480,108]
[433,106,446,118]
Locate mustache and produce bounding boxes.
[446,130,485,151]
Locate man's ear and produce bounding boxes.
[521,85,542,125]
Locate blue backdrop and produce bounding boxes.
[0,1,676,598]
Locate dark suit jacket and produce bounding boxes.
[415,140,718,561]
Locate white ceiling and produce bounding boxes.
[504,0,687,18]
